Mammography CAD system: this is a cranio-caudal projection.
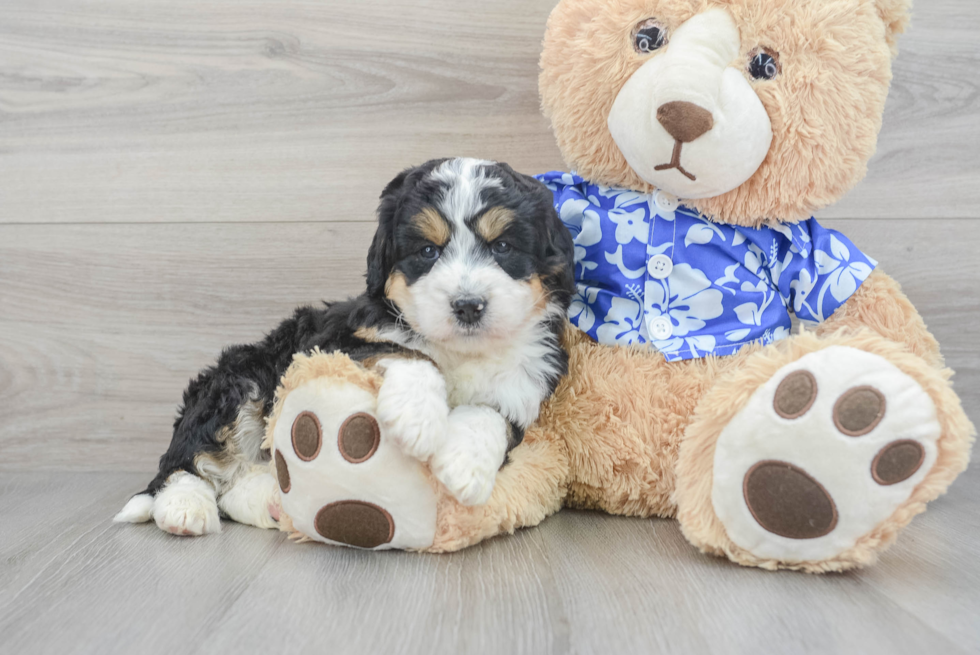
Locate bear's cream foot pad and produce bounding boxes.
[711,346,941,563]
[270,364,438,550]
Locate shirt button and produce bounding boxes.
[648,316,673,340]
[654,190,679,213]
[647,254,673,279]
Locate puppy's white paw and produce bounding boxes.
[152,471,221,536]
[217,467,279,530]
[375,358,449,461]
[431,405,508,506]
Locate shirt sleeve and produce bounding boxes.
[767,218,877,325]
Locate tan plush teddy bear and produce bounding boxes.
[268,0,974,572]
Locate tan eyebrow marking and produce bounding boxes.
[412,206,451,247]
[474,206,515,243]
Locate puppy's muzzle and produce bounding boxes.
[452,297,486,326]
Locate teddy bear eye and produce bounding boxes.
[748,48,780,80]
[632,19,667,54]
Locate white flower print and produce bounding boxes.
[592,187,648,209]
[608,207,649,244]
[655,335,717,357]
[645,264,724,336]
[596,296,644,345]
[560,199,602,247]
[714,263,741,295]
[769,325,791,342]
[814,235,874,303]
[605,245,646,279]
[790,268,818,316]
[569,285,599,332]
[725,328,751,342]
[540,174,877,362]
[685,219,726,247]
[573,245,598,278]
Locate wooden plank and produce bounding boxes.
[0,0,565,225]
[822,0,980,219]
[0,473,289,655]
[1,0,979,225]
[0,221,375,471]
[0,471,976,655]
[0,218,977,472]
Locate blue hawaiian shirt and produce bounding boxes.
[536,171,877,362]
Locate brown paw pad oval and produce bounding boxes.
[338,413,381,463]
[292,411,322,461]
[314,500,394,549]
[274,450,291,493]
[743,461,838,539]
[872,440,925,485]
[834,386,886,436]
[773,370,817,419]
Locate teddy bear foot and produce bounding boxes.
[268,353,438,550]
[677,336,974,572]
[712,345,943,564]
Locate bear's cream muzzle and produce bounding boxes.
[607,8,772,200]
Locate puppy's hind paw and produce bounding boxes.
[152,471,221,536]
[218,468,280,530]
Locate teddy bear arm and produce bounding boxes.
[814,268,942,368]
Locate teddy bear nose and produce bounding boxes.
[657,101,715,143]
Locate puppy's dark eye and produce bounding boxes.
[419,245,440,261]
[632,19,667,54]
[748,48,780,80]
[491,241,512,255]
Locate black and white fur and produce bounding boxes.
[115,157,575,535]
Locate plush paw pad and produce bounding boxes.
[742,461,837,540]
[338,413,381,463]
[712,346,941,562]
[314,500,394,549]
[272,375,437,550]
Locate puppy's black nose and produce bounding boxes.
[452,297,486,325]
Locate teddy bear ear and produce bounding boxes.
[873,0,912,55]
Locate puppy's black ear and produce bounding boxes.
[541,195,576,302]
[366,169,409,298]
[367,160,450,297]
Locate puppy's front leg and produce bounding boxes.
[374,357,450,461]
[430,406,510,506]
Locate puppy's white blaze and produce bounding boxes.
[431,157,499,226]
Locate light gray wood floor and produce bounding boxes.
[1,0,979,653]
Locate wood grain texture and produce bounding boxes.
[1,219,978,471]
[0,469,977,655]
[1,0,979,224]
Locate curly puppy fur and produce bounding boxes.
[117,157,574,534]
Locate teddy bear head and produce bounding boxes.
[539,0,910,226]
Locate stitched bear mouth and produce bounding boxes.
[653,140,697,181]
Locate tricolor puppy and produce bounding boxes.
[114,157,575,536]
